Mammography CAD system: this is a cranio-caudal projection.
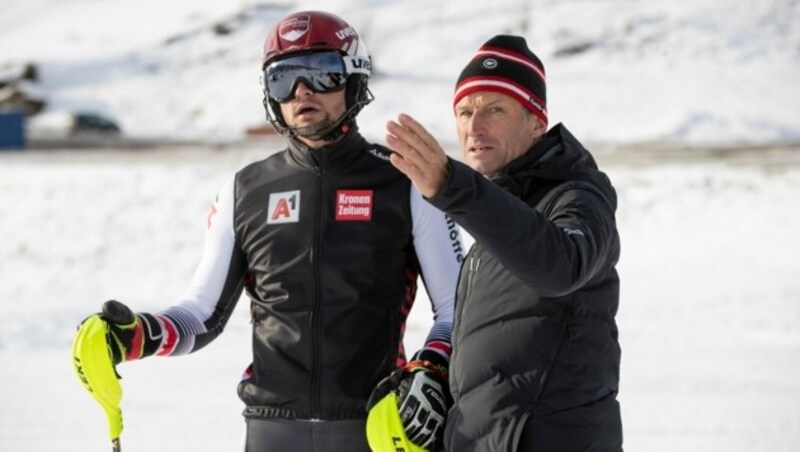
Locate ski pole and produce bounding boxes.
[72,315,124,451]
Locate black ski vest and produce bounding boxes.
[234,131,420,420]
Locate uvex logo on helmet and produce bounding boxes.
[279,14,310,42]
[335,26,356,40]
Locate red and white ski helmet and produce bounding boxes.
[262,10,371,75]
[260,11,373,135]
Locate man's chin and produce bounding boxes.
[293,120,336,140]
[465,156,499,176]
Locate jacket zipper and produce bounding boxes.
[451,247,479,400]
[462,254,480,320]
[310,166,323,418]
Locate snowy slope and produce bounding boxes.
[1,147,800,451]
[0,0,798,145]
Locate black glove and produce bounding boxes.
[100,300,162,364]
[368,350,451,451]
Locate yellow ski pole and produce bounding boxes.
[72,315,124,452]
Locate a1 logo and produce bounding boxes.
[267,190,300,224]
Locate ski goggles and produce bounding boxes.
[263,51,349,102]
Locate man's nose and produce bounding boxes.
[466,115,486,137]
[293,80,314,98]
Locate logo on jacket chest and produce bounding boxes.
[267,190,300,224]
[335,189,373,221]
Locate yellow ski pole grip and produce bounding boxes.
[72,315,124,451]
[366,391,426,452]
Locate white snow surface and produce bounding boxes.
[0,0,799,146]
[1,0,800,451]
[1,146,799,451]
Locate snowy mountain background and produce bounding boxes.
[1,1,800,451]
[1,0,799,146]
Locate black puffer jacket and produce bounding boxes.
[429,124,622,451]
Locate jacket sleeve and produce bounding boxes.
[427,159,618,298]
[154,176,248,356]
[410,185,465,361]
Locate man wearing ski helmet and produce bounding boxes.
[80,11,462,452]
[260,11,373,144]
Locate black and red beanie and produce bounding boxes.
[454,35,547,126]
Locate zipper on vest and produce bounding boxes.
[462,253,480,318]
[310,166,323,418]
[451,247,479,400]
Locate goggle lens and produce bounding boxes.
[264,51,347,102]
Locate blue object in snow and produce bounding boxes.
[0,111,26,150]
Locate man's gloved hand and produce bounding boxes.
[100,300,162,365]
[368,350,451,451]
[397,361,450,450]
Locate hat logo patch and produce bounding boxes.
[482,58,498,69]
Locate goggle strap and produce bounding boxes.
[343,55,371,76]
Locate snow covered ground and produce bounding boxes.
[1,144,799,451]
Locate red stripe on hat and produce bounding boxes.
[454,76,548,125]
[476,46,546,82]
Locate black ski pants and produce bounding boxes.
[244,418,370,452]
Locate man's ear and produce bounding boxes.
[531,116,547,138]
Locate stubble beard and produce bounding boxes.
[292,116,338,141]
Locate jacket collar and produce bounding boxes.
[493,123,601,196]
[286,126,368,170]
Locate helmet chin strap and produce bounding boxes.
[291,108,353,143]
[262,86,375,143]
[266,88,374,145]
[263,97,347,143]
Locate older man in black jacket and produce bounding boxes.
[384,35,622,451]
